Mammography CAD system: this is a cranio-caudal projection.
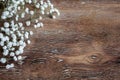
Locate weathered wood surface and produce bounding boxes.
[0,0,120,80]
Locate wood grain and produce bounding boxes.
[0,0,120,80]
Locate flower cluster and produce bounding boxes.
[0,0,60,69]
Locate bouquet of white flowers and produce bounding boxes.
[0,0,60,69]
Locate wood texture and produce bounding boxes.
[0,0,120,80]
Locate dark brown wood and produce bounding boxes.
[0,0,120,80]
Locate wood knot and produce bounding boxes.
[85,53,103,64]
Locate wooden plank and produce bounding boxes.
[0,0,120,80]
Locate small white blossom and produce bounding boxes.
[18,56,22,60]
[13,56,18,61]
[10,52,15,57]
[25,7,29,13]
[30,11,34,15]
[4,22,9,28]
[21,12,25,18]
[27,40,31,44]
[6,63,14,69]
[0,0,60,69]
[0,58,7,63]
[29,31,33,35]
[26,21,31,26]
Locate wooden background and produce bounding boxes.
[0,0,120,80]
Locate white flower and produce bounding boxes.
[5,36,9,41]
[27,40,31,44]
[26,21,31,26]
[35,3,40,8]
[34,25,37,28]
[52,15,56,19]
[18,56,22,60]
[29,31,33,35]
[0,42,4,46]
[35,19,38,23]
[3,46,7,50]
[30,11,34,15]
[21,12,25,18]
[6,63,14,69]
[0,58,7,64]
[19,45,24,49]
[40,22,44,27]
[22,42,26,47]
[19,40,24,45]
[10,63,14,68]
[11,48,15,51]
[1,15,6,19]
[41,11,45,15]
[28,0,32,4]
[37,22,44,27]
[10,52,15,57]
[7,42,13,48]
[2,36,7,42]
[40,0,44,5]
[18,6,21,10]
[18,23,23,27]
[40,6,45,11]
[15,50,21,55]
[36,23,41,27]
[0,33,3,38]
[13,56,18,61]
[39,16,42,20]
[25,8,29,13]
[4,22,9,28]
[43,3,48,8]
[49,4,54,8]
[6,64,11,69]
[3,49,9,56]
[21,27,25,30]
[12,42,17,46]
[15,15,19,21]
[21,1,25,5]
[19,49,24,54]
[3,11,9,16]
